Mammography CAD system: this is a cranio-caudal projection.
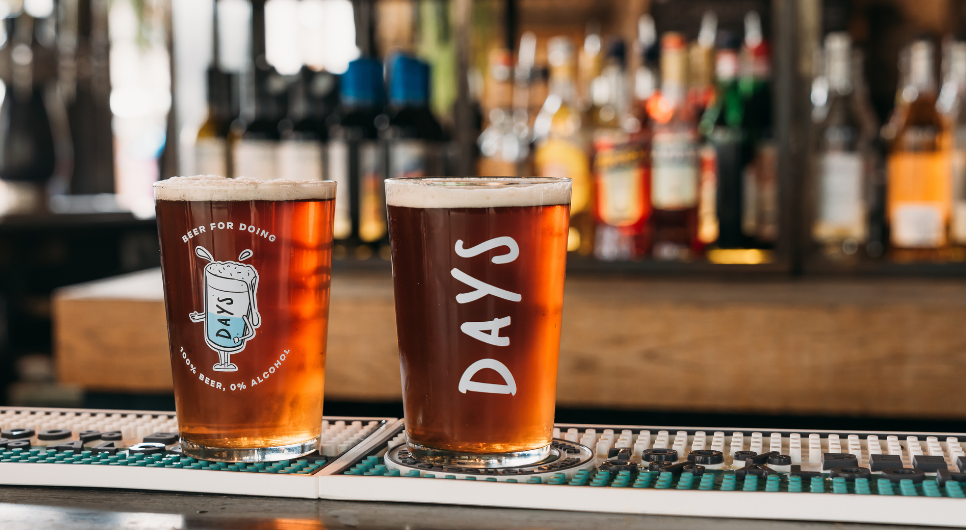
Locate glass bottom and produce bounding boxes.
[180,436,319,463]
[407,441,552,468]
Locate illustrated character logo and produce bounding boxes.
[189,246,261,372]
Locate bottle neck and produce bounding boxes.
[826,47,852,95]
[661,47,688,105]
[549,65,577,104]
[908,42,936,94]
[947,44,966,88]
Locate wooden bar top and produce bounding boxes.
[54,268,966,418]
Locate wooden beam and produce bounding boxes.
[54,269,966,418]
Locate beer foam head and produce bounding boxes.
[154,175,336,202]
[385,178,571,209]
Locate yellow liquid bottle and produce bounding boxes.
[886,40,950,262]
[533,37,593,255]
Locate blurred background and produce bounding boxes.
[2,0,966,431]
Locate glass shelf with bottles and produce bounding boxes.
[474,12,789,272]
[805,33,966,275]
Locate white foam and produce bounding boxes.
[207,262,256,283]
[385,178,571,209]
[154,175,336,202]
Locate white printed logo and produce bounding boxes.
[452,237,521,396]
[188,246,261,373]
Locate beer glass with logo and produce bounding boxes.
[155,176,335,462]
[386,177,571,467]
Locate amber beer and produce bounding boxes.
[154,176,335,462]
[386,177,571,466]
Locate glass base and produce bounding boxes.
[406,441,552,468]
[180,436,319,463]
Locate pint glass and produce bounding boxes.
[386,177,571,467]
[154,176,335,462]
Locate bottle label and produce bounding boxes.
[892,204,944,247]
[697,145,718,244]
[195,138,227,177]
[327,140,351,240]
[389,140,434,179]
[594,141,648,227]
[651,132,698,210]
[954,203,966,244]
[951,149,966,243]
[535,138,591,214]
[277,140,323,181]
[887,152,949,248]
[358,141,386,243]
[816,152,864,239]
[233,140,278,181]
[742,164,757,237]
[755,143,779,242]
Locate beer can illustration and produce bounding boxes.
[189,246,261,372]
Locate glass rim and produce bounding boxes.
[154,176,336,202]
[385,177,571,209]
[384,177,570,188]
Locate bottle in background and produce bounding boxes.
[700,32,746,249]
[196,68,238,178]
[534,36,594,255]
[0,13,57,204]
[650,32,700,261]
[232,65,288,180]
[853,49,887,258]
[577,21,603,113]
[327,58,385,254]
[938,40,966,248]
[591,40,650,261]
[511,32,537,177]
[383,55,444,180]
[688,11,717,118]
[632,14,659,132]
[277,67,338,182]
[811,33,877,259]
[477,49,518,176]
[886,39,949,261]
[740,11,777,246]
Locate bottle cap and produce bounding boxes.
[341,57,385,107]
[389,55,430,106]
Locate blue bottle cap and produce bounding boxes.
[340,57,385,107]
[389,55,430,107]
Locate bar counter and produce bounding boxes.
[52,268,966,418]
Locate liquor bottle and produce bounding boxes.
[533,37,593,254]
[591,40,650,261]
[699,32,746,249]
[811,33,877,259]
[477,49,518,176]
[383,55,444,180]
[938,40,966,247]
[886,39,949,261]
[511,32,537,177]
[327,57,385,252]
[631,14,659,133]
[688,11,717,118]
[740,12,777,245]
[589,40,645,260]
[232,65,288,180]
[577,22,603,113]
[855,49,887,258]
[277,67,338,181]
[195,67,238,177]
[650,32,700,260]
[0,12,60,211]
